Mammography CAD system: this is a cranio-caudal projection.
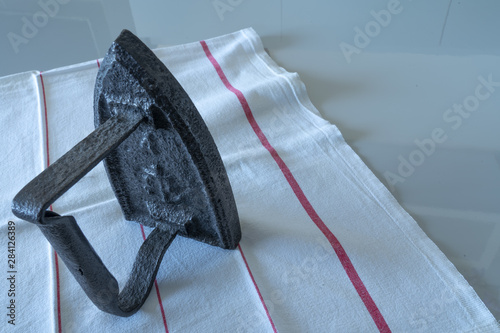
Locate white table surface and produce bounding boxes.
[1,0,498,321]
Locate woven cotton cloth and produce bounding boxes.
[1,28,498,333]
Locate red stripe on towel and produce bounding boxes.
[200,40,391,333]
[40,72,62,333]
[238,245,278,332]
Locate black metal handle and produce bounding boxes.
[12,111,144,224]
[39,212,180,316]
[11,111,182,316]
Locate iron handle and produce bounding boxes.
[39,212,180,316]
[11,110,182,316]
[12,110,143,224]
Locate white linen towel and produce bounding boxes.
[1,28,498,332]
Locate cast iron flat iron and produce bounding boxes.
[12,30,241,317]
